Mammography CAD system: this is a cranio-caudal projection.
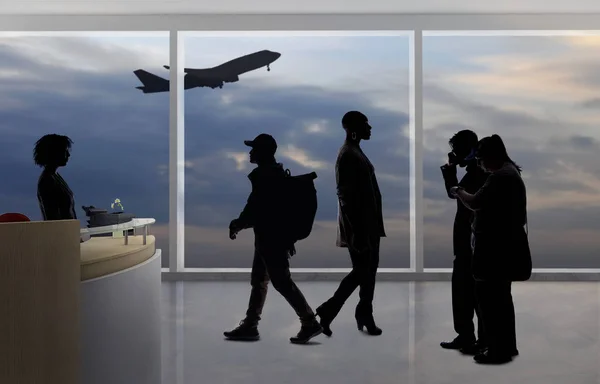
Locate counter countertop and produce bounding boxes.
[80,235,156,281]
[80,218,155,235]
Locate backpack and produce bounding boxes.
[281,168,318,243]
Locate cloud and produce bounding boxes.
[303,120,330,134]
[0,35,169,74]
[579,98,600,109]
[547,135,599,151]
[279,144,329,170]
[562,35,600,47]
[569,135,598,150]
[224,151,250,171]
[427,36,600,105]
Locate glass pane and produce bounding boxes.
[424,35,600,268]
[183,33,411,268]
[0,33,170,267]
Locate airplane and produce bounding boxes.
[133,49,281,94]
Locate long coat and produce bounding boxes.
[335,141,386,248]
[462,162,532,281]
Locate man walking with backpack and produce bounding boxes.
[224,133,323,344]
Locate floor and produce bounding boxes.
[161,281,600,384]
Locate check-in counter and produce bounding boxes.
[0,219,81,384]
[0,218,161,384]
[80,219,157,281]
[79,218,161,384]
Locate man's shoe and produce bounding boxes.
[224,320,260,341]
[440,336,475,350]
[459,340,488,355]
[290,321,323,344]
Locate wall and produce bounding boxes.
[0,0,599,15]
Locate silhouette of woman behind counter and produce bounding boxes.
[34,134,78,221]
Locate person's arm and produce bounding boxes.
[454,173,498,211]
[235,180,258,230]
[337,152,367,237]
[440,164,459,199]
[461,169,489,194]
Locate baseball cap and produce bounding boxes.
[244,133,277,154]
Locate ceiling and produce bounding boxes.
[1,0,600,15]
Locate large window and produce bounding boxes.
[5,27,597,273]
[183,32,411,268]
[0,32,170,267]
[423,33,600,268]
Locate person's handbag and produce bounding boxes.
[472,218,532,282]
[510,220,532,281]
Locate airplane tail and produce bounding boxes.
[135,85,152,94]
[133,69,169,93]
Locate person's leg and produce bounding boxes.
[355,237,382,335]
[442,255,477,349]
[475,281,495,351]
[470,233,487,347]
[317,247,362,320]
[474,281,512,364]
[245,249,269,324]
[262,249,314,322]
[456,272,488,354]
[224,249,268,340]
[475,296,486,345]
[497,281,517,355]
[452,255,477,342]
[508,282,518,354]
[260,244,322,343]
[356,237,380,315]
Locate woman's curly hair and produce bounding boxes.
[33,134,73,167]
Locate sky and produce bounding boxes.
[0,33,598,269]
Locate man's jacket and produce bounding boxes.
[336,142,386,249]
[236,162,288,245]
[440,161,488,257]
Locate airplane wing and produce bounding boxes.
[163,65,212,76]
[133,69,169,94]
[163,65,229,89]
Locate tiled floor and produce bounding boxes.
[161,281,600,384]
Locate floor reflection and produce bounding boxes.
[162,281,599,384]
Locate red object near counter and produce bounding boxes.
[0,213,31,223]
